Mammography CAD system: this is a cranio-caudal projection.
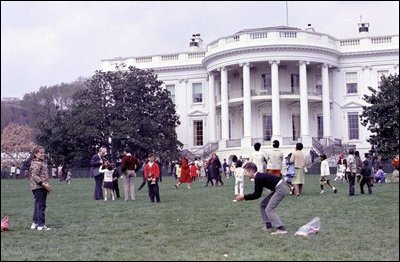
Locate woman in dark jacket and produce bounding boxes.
[208,153,222,186]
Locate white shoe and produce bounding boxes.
[320,190,324,194]
[232,199,237,202]
[30,223,37,230]
[37,225,51,231]
[271,229,287,235]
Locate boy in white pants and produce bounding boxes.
[233,160,245,202]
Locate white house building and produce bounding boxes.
[101,23,399,161]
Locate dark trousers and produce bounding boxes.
[347,172,355,196]
[32,188,48,226]
[205,176,214,186]
[216,174,224,186]
[147,181,160,202]
[94,175,104,200]
[113,180,120,198]
[360,176,373,194]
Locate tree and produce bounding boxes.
[36,66,182,166]
[21,78,87,127]
[360,74,399,160]
[1,123,36,167]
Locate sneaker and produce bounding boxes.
[320,190,324,194]
[30,223,37,230]
[270,229,287,235]
[333,188,337,194]
[232,199,237,202]
[37,225,51,231]
[174,184,178,189]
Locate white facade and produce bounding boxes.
[101,24,399,160]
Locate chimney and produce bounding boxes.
[358,22,369,37]
[305,23,315,32]
[189,33,203,52]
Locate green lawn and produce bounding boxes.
[1,175,399,261]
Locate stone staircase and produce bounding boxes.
[179,142,219,160]
[308,137,356,173]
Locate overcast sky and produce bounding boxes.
[1,1,399,99]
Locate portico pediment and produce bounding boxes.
[342,101,364,108]
[187,110,208,117]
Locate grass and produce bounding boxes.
[1,175,399,261]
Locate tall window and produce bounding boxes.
[166,84,175,104]
[261,74,271,94]
[292,114,301,141]
[291,74,299,93]
[317,115,324,139]
[346,72,358,94]
[377,70,389,87]
[348,113,359,140]
[193,120,203,146]
[192,83,203,103]
[262,114,273,141]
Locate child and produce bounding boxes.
[143,153,161,203]
[374,166,386,183]
[284,154,295,195]
[319,154,337,194]
[190,162,197,182]
[360,159,373,194]
[99,161,115,201]
[232,160,244,202]
[66,169,72,184]
[335,153,347,182]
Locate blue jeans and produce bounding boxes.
[32,188,48,226]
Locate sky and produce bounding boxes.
[1,1,399,99]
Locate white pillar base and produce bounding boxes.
[301,135,312,148]
[241,137,252,148]
[218,139,227,150]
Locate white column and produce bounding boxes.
[322,64,331,138]
[270,60,281,143]
[220,67,229,144]
[208,72,216,142]
[241,62,252,147]
[299,61,311,147]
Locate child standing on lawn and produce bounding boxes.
[232,160,245,202]
[319,154,337,194]
[99,161,116,201]
[143,153,161,203]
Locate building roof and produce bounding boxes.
[235,26,302,34]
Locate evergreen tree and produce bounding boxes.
[360,74,399,160]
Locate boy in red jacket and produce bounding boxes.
[143,153,160,203]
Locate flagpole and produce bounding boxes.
[286,1,289,26]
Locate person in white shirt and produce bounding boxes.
[346,149,357,196]
[10,164,16,179]
[249,142,267,175]
[265,140,284,177]
[232,160,245,202]
[99,161,116,201]
[319,154,337,194]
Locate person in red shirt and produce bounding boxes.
[392,155,399,170]
[175,155,191,190]
[190,162,198,182]
[143,153,160,203]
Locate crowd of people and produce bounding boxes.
[24,141,399,235]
